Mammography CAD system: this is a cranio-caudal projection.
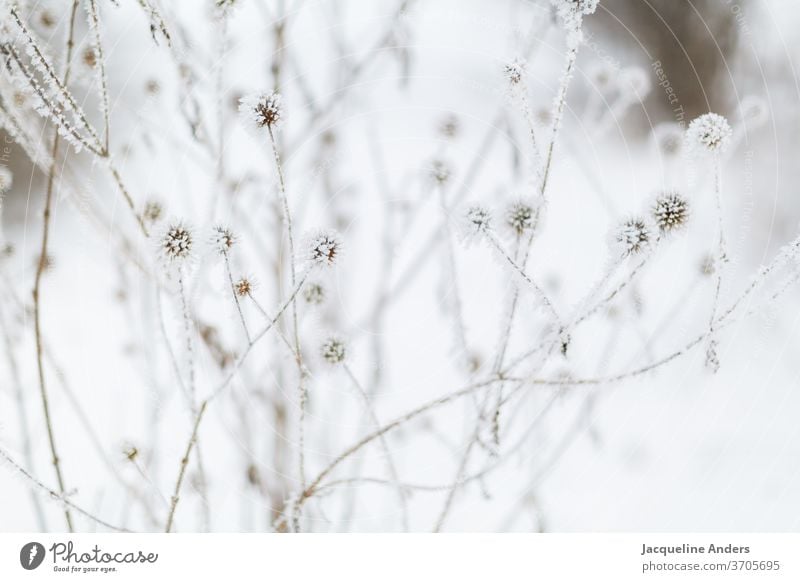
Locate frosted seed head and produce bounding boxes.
[142,199,164,224]
[687,113,733,154]
[504,199,540,236]
[211,225,236,255]
[234,277,254,297]
[239,91,283,132]
[0,166,12,193]
[305,229,344,268]
[439,114,460,139]
[504,58,526,85]
[652,123,684,156]
[588,61,617,90]
[652,191,690,234]
[303,281,326,305]
[464,205,493,237]
[159,222,193,264]
[320,335,347,365]
[699,253,716,277]
[612,217,653,258]
[428,158,452,185]
[739,95,769,129]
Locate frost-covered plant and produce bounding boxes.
[687,113,733,154]
[651,191,690,234]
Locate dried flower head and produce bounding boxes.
[652,123,683,156]
[652,191,690,234]
[234,277,254,297]
[159,222,193,263]
[305,229,344,268]
[439,114,460,139]
[739,95,769,128]
[0,166,12,193]
[37,9,57,31]
[613,217,653,258]
[303,281,326,305]
[588,62,617,90]
[143,199,164,224]
[699,253,716,277]
[144,78,161,96]
[504,58,526,85]
[428,159,451,185]
[504,199,540,236]
[464,205,493,237]
[211,225,236,255]
[320,335,347,365]
[687,113,733,153]
[81,46,98,69]
[239,91,283,132]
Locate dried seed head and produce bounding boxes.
[160,222,193,263]
[464,205,493,237]
[320,335,347,365]
[239,91,283,132]
[0,166,12,193]
[428,159,452,185]
[211,225,236,255]
[303,282,326,305]
[613,217,653,258]
[81,46,98,69]
[588,62,616,90]
[144,78,161,96]
[37,9,56,30]
[234,277,254,297]
[652,191,690,234]
[687,113,733,154]
[739,95,769,128]
[504,199,540,236]
[699,253,716,277]
[305,229,344,268]
[504,58,526,85]
[439,114,459,139]
[143,199,164,224]
[652,123,684,156]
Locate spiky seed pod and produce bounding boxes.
[613,217,652,258]
[239,91,283,132]
[303,282,325,305]
[305,229,344,268]
[143,200,164,224]
[464,205,493,237]
[504,58,526,85]
[687,113,733,153]
[504,199,539,236]
[429,159,451,185]
[211,225,236,255]
[439,114,459,139]
[320,335,346,365]
[160,222,193,263]
[234,277,253,297]
[652,191,690,234]
[652,123,683,156]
